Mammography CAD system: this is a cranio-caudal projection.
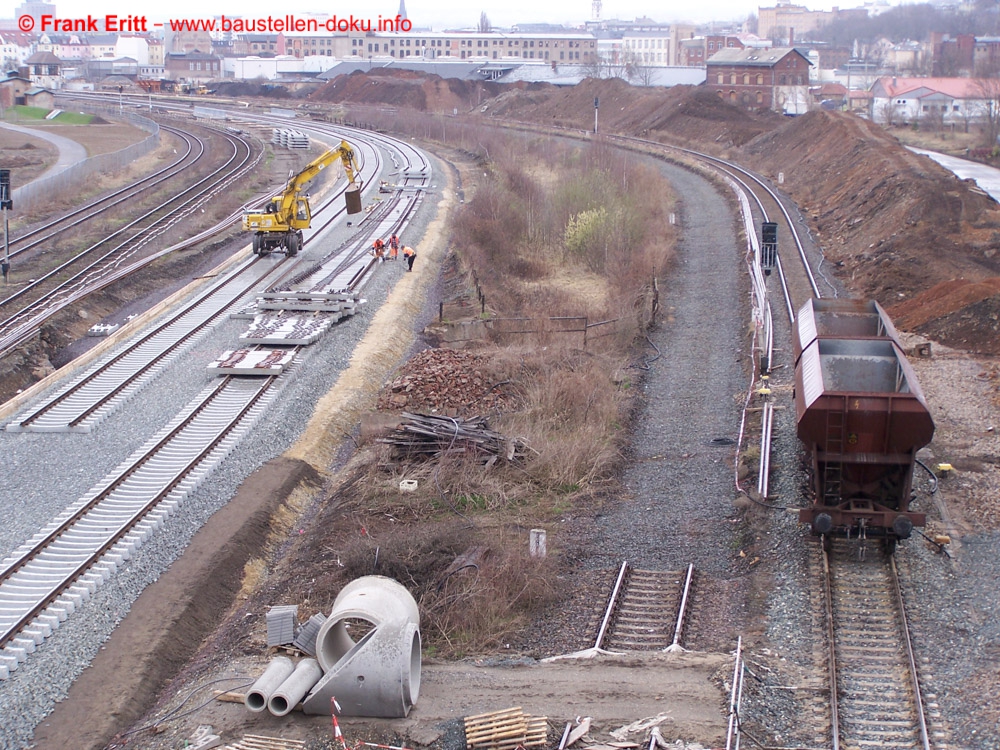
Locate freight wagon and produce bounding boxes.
[793,299,934,552]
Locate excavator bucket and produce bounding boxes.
[345,184,362,215]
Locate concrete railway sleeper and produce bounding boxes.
[819,537,948,750]
[0,374,278,678]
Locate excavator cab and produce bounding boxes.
[293,197,310,225]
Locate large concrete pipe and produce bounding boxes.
[245,655,294,713]
[302,576,421,718]
[268,657,323,716]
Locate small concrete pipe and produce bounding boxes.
[268,657,323,716]
[245,655,295,713]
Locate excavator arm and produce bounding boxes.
[243,139,363,256]
[272,140,361,221]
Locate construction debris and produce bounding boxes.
[564,717,592,748]
[292,612,327,657]
[464,707,549,750]
[376,349,519,414]
[377,412,529,464]
[223,735,307,750]
[187,725,222,750]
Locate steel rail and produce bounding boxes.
[665,563,695,652]
[3,125,201,262]
[890,554,932,750]
[822,540,934,750]
[8,256,293,432]
[0,375,275,652]
[595,561,629,651]
[0,125,217,307]
[6,125,411,433]
[725,636,745,750]
[0,130,257,357]
[821,541,841,750]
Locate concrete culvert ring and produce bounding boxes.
[305,576,421,718]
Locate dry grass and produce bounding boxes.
[308,125,678,655]
[334,520,558,656]
[890,124,980,156]
[239,558,269,600]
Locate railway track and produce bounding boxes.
[596,562,695,653]
[0,121,432,679]
[818,538,949,749]
[2,124,201,264]
[0,122,392,433]
[5,256,292,433]
[0,375,278,674]
[0,125,260,359]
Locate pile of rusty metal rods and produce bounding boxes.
[377,412,527,463]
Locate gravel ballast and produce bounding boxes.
[0,150,441,750]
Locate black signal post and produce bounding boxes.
[0,169,11,283]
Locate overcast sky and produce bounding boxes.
[8,0,873,31]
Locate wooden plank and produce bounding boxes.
[465,715,527,733]
[565,718,591,747]
[466,721,529,743]
[464,706,524,723]
[465,710,550,750]
[237,735,308,750]
[213,690,247,704]
[465,707,529,749]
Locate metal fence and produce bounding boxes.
[485,315,626,347]
[11,109,160,214]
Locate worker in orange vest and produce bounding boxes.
[403,246,416,271]
[388,233,400,261]
[372,238,385,262]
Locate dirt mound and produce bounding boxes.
[310,69,504,113]
[213,80,294,98]
[478,78,775,148]
[735,111,1000,350]
[888,278,1000,353]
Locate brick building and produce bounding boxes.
[706,46,812,114]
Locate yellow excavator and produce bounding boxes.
[243,139,363,257]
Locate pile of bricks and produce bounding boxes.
[377,349,518,415]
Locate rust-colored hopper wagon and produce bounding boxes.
[793,299,934,552]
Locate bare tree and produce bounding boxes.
[880,99,899,127]
[972,75,1000,147]
[632,65,655,87]
[920,102,946,133]
[621,48,650,84]
[581,55,609,79]
[478,11,491,33]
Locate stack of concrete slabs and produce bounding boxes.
[239,314,333,346]
[207,348,297,376]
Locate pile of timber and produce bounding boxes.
[464,707,549,750]
[378,412,529,464]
